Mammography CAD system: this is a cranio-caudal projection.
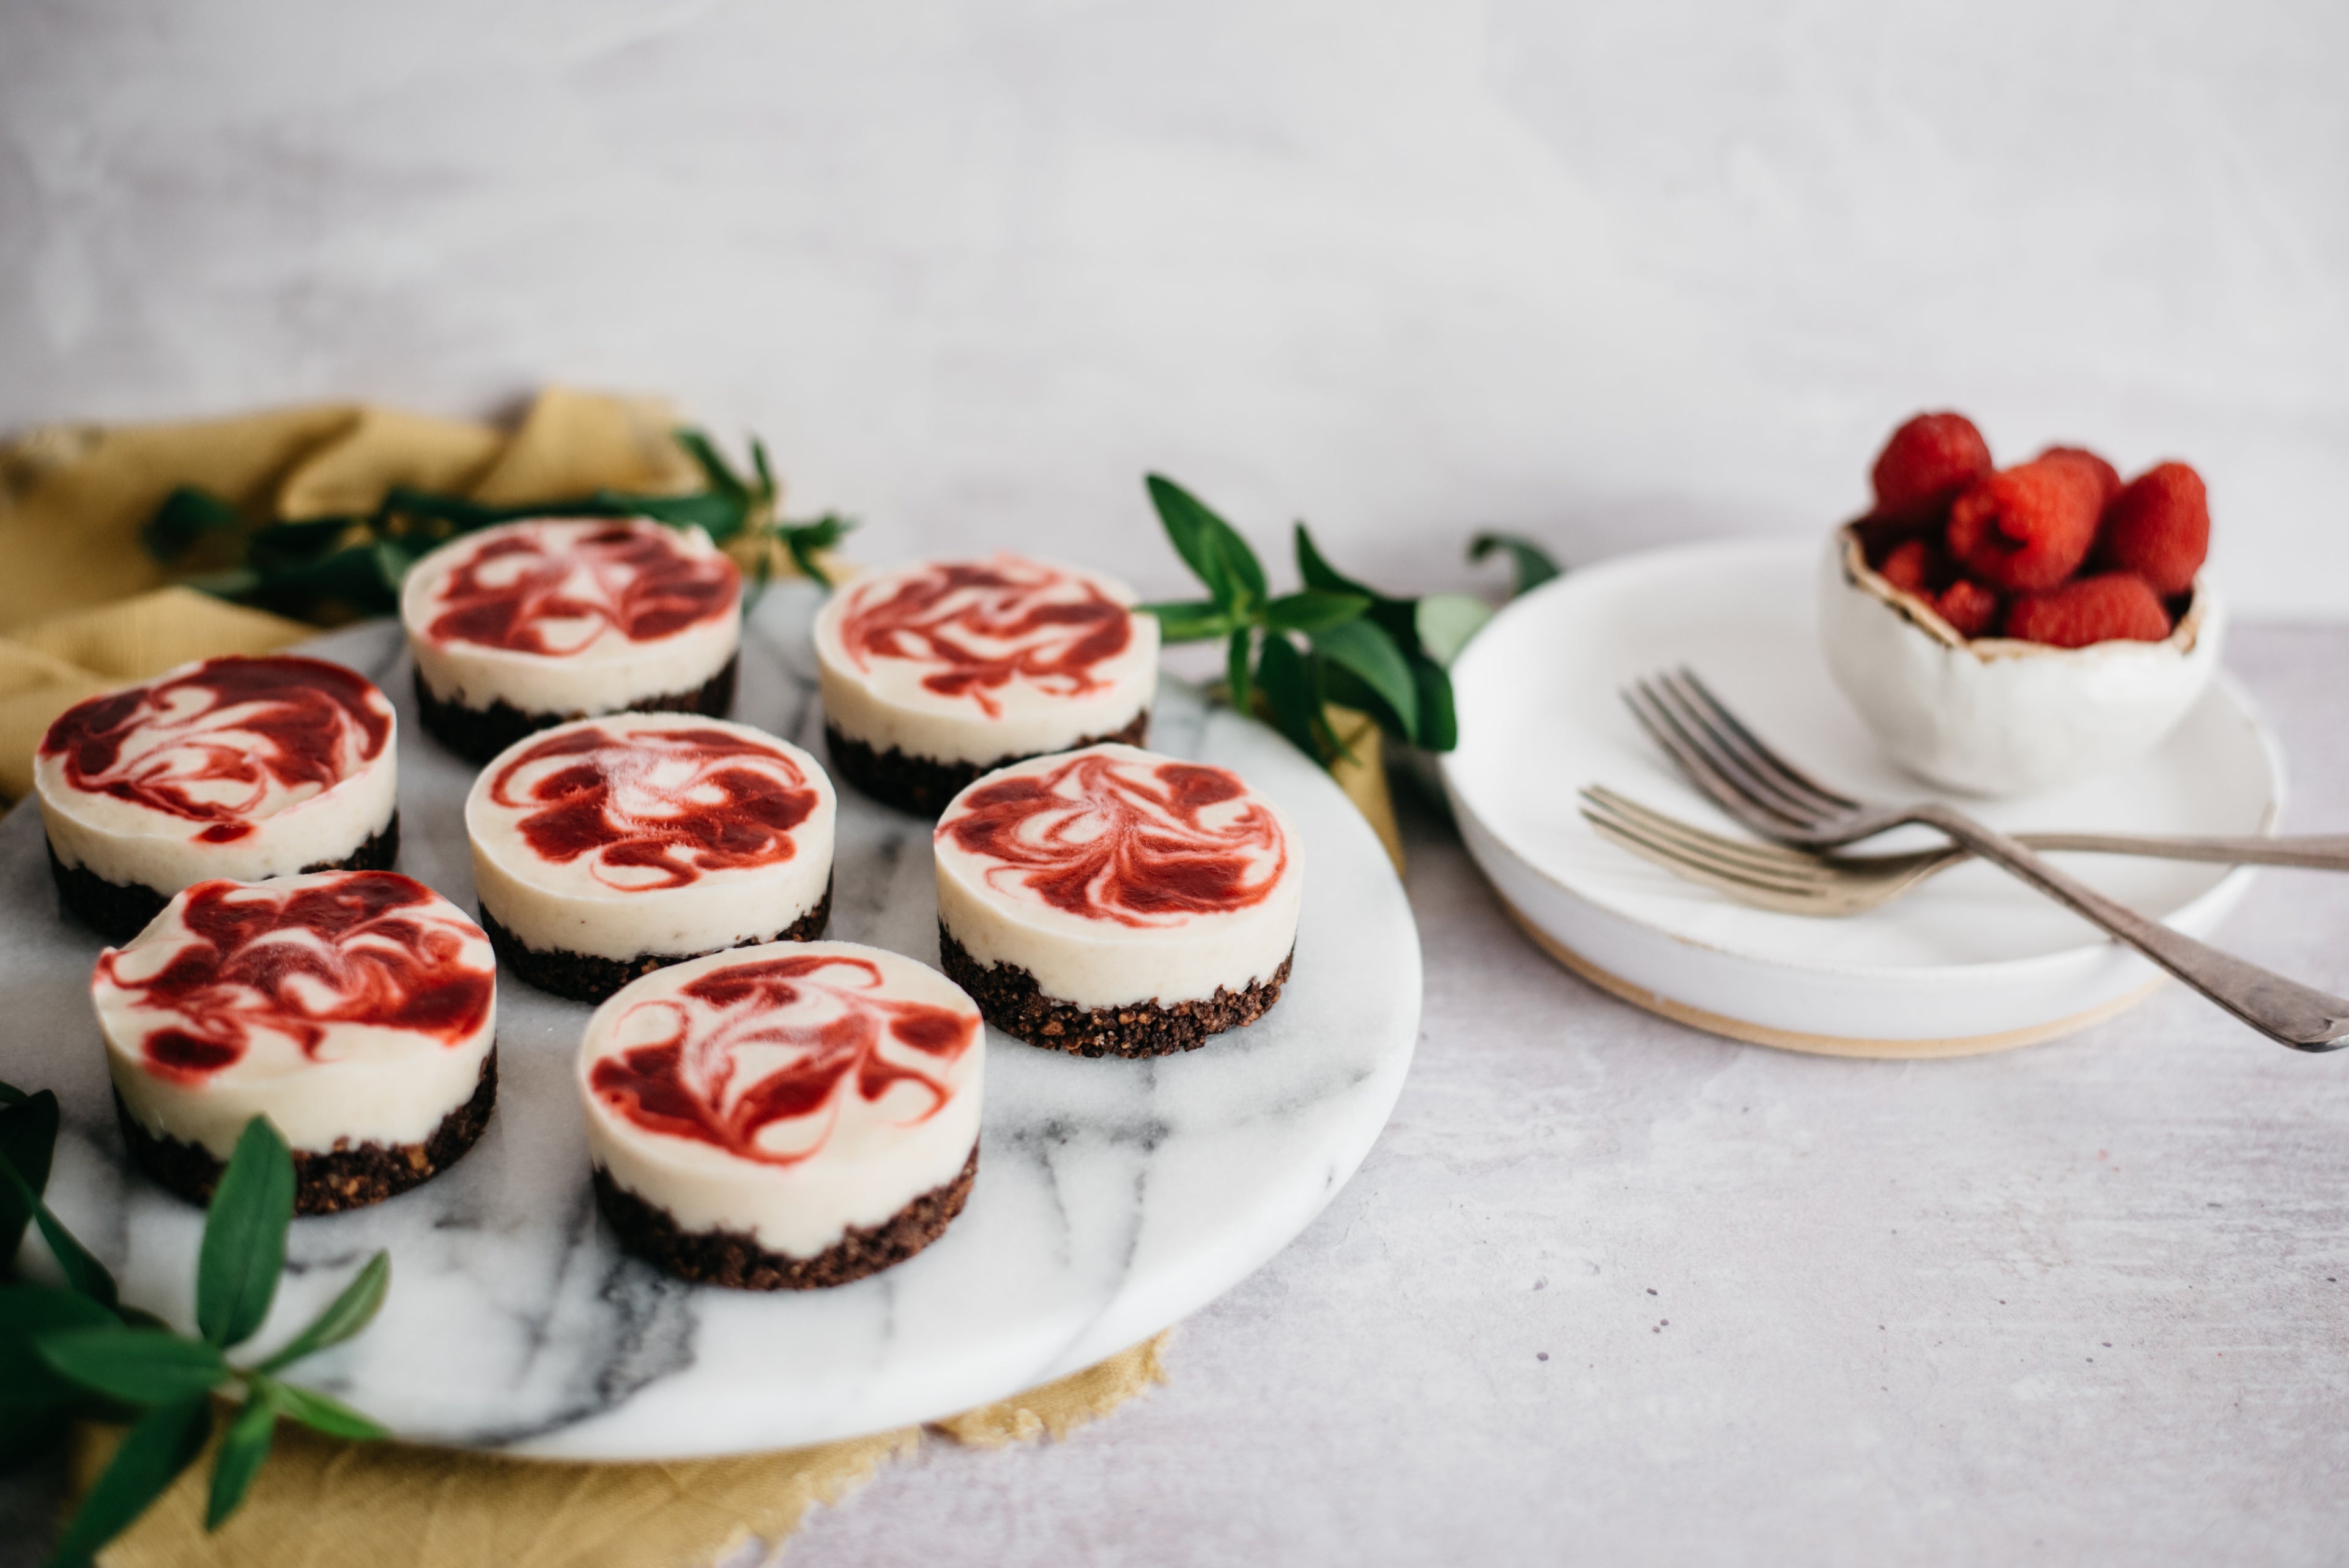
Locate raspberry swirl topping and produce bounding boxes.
[589,952,979,1165]
[486,722,820,891]
[420,519,740,656]
[833,555,1135,718]
[938,749,1289,927]
[41,656,392,844]
[93,873,495,1085]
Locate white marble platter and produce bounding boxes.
[0,584,1421,1460]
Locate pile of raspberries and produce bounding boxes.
[1857,412,2209,648]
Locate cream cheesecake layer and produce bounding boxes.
[579,942,984,1257]
[933,743,1302,1009]
[93,872,497,1159]
[403,518,741,716]
[37,655,398,893]
[814,554,1157,765]
[467,713,836,962]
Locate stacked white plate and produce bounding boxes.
[1440,540,2280,1057]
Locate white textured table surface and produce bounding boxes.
[9,625,2349,1563]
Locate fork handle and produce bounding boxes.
[1919,806,2349,1051]
[2016,831,2349,869]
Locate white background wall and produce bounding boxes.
[4,0,2343,614]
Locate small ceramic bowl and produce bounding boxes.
[1818,524,2224,797]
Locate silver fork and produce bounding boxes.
[1580,784,2349,918]
[1623,669,2349,1051]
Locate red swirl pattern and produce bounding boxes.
[488,724,818,890]
[589,953,977,1165]
[424,521,739,655]
[938,751,1288,927]
[42,656,392,844]
[835,557,1133,718]
[94,873,494,1085]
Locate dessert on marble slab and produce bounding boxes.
[91,869,498,1213]
[812,553,1157,816]
[37,653,400,943]
[579,940,984,1290]
[466,712,836,1002]
[401,516,743,762]
[932,742,1301,1058]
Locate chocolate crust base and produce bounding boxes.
[593,1145,977,1290]
[413,653,739,765]
[49,813,401,946]
[938,923,1293,1058]
[823,707,1149,819]
[481,877,833,1003]
[115,1046,496,1214]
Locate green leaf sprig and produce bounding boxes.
[2,1088,392,1566]
[1135,475,1563,768]
[143,427,855,625]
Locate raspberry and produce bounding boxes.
[2035,445,2122,507]
[2094,461,2209,597]
[2003,573,2172,648]
[1934,579,2002,638]
[1869,412,1993,532]
[1945,457,2104,593]
[1879,537,1953,596]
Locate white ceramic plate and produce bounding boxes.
[4,585,1420,1460]
[1441,540,2281,1056]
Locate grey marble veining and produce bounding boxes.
[0,585,1420,1461]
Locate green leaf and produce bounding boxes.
[142,486,247,567]
[0,1158,115,1310]
[0,1082,30,1106]
[48,1395,212,1568]
[1255,634,1329,762]
[609,489,746,538]
[1413,593,1493,667]
[1410,656,1460,751]
[1146,475,1265,610]
[749,437,776,500]
[0,1285,116,1412]
[782,513,856,589]
[1312,617,1419,738]
[0,1091,60,1276]
[1469,532,1564,598]
[198,1118,294,1349]
[254,1252,388,1375]
[264,1379,388,1442]
[1134,600,1231,643]
[206,1390,278,1531]
[1262,590,1371,636]
[1293,523,1375,600]
[672,429,747,499]
[37,1328,225,1406]
[1225,627,1255,719]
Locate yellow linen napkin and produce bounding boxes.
[73,1332,1170,1568]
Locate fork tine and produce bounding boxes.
[1651,672,1840,824]
[1583,810,1836,904]
[1622,680,1809,831]
[1579,787,1844,883]
[1634,676,1827,827]
[1671,669,1863,814]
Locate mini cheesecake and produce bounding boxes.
[933,743,1302,1058]
[814,553,1157,816]
[402,517,743,762]
[92,871,497,1214]
[37,655,399,943]
[580,941,984,1289]
[467,713,836,1002]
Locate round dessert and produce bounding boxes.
[813,553,1158,816]
[933,743,1302,1058]
[401,517,743,762]
[36,655,399,943]
[579,940,985,1290]
[91,870,497,1214]
[467,713,837,1002]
